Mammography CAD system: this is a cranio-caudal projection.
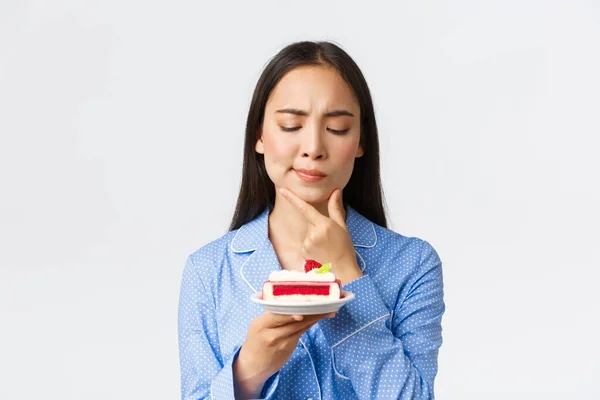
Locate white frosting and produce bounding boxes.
[268,269,336,282]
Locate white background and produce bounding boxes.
[1,1,599,399]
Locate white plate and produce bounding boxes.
[250,291,355,315]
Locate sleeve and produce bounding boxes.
[177,256,280,399]
[318,241,445,400]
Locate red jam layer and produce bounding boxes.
[268,280,341,297]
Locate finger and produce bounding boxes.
[275,317,322,337]
[289,321,316,340]
[327,189,347,227]
[262,311,304,328]
[273,313,336,337]
[302,312,335,322]
[293,312,336,331]
[302,236,314,259]
[276,322,316,350]
[279,188,323,226]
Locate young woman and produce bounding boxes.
[178,41,445,400]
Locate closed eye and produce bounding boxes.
[327,128,349,135]
[280,126,301,132]
[279,126,349,134]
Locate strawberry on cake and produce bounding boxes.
[262,260,342,303]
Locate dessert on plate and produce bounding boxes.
[262,260,342,303]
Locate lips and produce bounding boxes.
[294,168,327,177]
[294,168,327,182]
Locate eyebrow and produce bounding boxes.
[275,108,354,117]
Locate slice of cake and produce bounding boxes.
[262,260,342,302]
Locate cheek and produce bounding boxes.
[264,138,288,159]
[262,132,295,174]
[331,141,361,187]
[336,141,360,165]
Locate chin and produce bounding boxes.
[290,185,331,205]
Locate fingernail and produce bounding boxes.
[279,188,287,198]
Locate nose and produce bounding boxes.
[301,123,326,160]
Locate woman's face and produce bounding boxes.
[255,65,364,206]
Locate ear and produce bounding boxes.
[355,144,364,158]
[255,130,265,154]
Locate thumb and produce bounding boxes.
[328,189,346,227]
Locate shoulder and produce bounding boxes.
[347,206,441,271]
[353,219,443,311]
[185,229,239,278]
[367,222,442,282]
[375,224,440,262]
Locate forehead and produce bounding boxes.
[266,65,359,111]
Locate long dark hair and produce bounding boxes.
[229,41,387,231]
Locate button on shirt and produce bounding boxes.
[178,206,445,399]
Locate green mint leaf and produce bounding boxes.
[315,263,331,274]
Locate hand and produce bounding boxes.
[233,311,335,399]
[279,187,363,285]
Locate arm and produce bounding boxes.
[177,257,279,399]
[319,241,445,400]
